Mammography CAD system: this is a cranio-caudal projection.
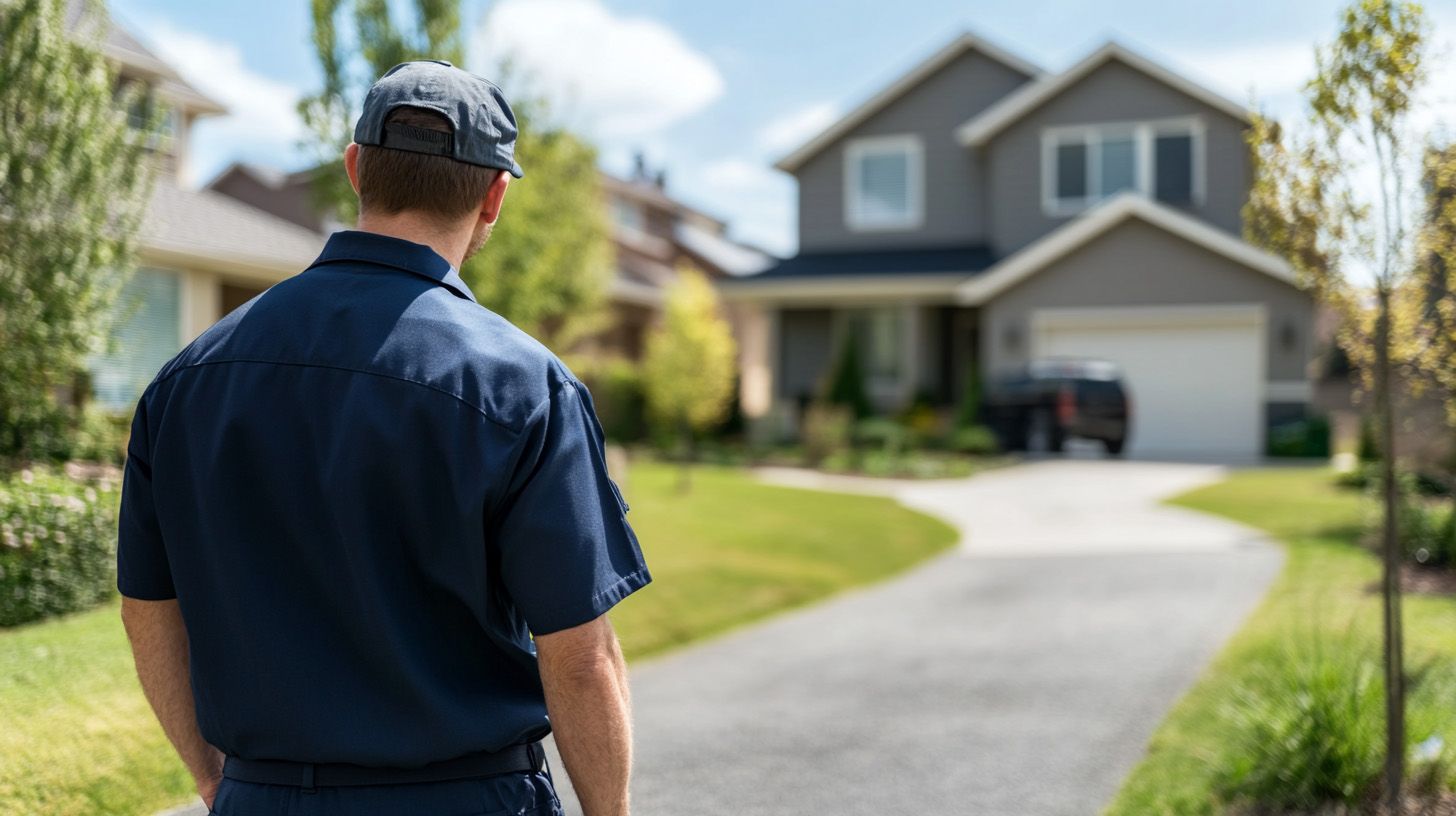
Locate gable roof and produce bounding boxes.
[774,31,1044,174]
[956,41,1250,148]
[141,183,326,276]
[66,0,226,116]
[207,162,317,191]
[954,192,1295,304]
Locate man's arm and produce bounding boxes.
[120,596,225,809]
[535,613,633,816]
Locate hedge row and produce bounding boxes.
[0,467,120,627]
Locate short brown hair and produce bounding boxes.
[356,106,500,222]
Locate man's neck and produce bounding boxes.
[354,212,470,269]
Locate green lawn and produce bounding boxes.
[0,461,957,815]
[1104,467,1456,815]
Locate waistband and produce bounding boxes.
[221,741,545,789]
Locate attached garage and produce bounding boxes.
[962,195,1314,462]
[1031,305,1266,459]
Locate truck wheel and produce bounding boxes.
[1028,409,1061,454]
[1104,437,1125,457]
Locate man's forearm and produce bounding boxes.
[120,598,224,789]
[538,622,633,816]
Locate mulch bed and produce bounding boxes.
[1363,567,1456,597]
[1404,567,1456,596]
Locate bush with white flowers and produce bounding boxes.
[0,467,120,627]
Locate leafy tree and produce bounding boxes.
[299,0,613,347]
[0,0,157,463]
[1244,0,1430,803]
[641,267,736,490]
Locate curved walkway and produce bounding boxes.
[550,460,1283,815]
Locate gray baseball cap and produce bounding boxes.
[353,60,524,178]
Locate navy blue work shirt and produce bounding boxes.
[115,229,651,767]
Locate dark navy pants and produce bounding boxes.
[207,769,563,815]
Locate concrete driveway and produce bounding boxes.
[547,459,1283,816]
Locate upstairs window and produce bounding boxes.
[844,135,924,231]
[610,197,646,234]
[1042,117,1204,216]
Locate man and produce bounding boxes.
[116,60,650,816]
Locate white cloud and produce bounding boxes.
[695,157,795,256]
[757,101,839,155]
[139,19,308,186]
[472,0,723,139]
[1176,39,1317,107]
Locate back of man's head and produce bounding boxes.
[356,106,501,226]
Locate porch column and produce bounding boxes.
[737,302,775,419]
[180,268,222,342]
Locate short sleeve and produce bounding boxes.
[116,394,177,600]
[493,376,651,635]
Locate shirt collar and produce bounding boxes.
[308,230,479,304]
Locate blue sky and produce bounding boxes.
[110,0,1456,257]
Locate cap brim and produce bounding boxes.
[507,160,524,179]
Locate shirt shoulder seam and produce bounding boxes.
[152,357,527,434]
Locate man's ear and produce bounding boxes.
[480,171,511,226]
[343,143,362,196]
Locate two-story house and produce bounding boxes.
[73,1,326,410]
[722,32,1314,460]
[594,162,773,359]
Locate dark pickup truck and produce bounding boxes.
[984,359,1131,455]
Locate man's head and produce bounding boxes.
[344,61,524,262]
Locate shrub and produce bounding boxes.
[1334,465,1372,491]
[68,404,131,466]
[580,358,648,444]
[1358,415,1380,463]
[1267,416,1332,458]
[854,417,908,457]
[948,424,1000,455]
[824,333,871,420]
[898,392,943,449]
[1214,629,1454,810]
[1400,497,1456,569]
[800,403,852,467]
[0,466,120,627]
[1357,471,1456,567]
[953,361,983,430]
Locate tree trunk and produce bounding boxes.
[1375,291,1406,811]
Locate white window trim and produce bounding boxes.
[1040,115,1206,218]
[843,134,925,232]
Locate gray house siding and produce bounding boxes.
[983,59,1252,256]
[979,218,1312,382]
[777,308,834,402]
[795,50,1033,253]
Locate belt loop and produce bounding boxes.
[301,762,316,794]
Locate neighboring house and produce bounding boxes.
[208,158,772,362]
[74,2,326,410]
[721,32,1315,460]
[595,164,773,359]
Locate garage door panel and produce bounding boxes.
[1034,317,1264,458]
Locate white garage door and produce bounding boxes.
[1032,306,1266,459]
